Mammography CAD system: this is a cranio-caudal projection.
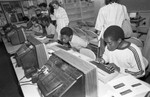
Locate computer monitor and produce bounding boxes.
[27,35,48,68]
[7,28,26,45]
[129,12,137,19]
[15,35,48,77]
[37,50,98,97]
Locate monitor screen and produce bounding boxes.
[15,35,48,78]
[37,50,98,97]
[26,35,48,68]
[129,12,137,18]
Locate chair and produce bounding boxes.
[79,48,96,60]
[82,29,98,38]
[73,27,87,37]
[125,37,143,49]
[73,27,89,40]
[145,91,150,97]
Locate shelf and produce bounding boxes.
[64,3,80,9]
[66,8,81,13]
[82,9,94,14]
[63,0,95,26]
[81,1,94,7]
[70,18,82,22]
[68,12,81,16]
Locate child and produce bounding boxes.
[60,27,88,51]
[98,25,146,78]
[41,16,57,40]
[28,16,43,35]
[38,3,49,17]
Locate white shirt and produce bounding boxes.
[102,43,146,78]
[95,3,129,39]
[54,6,69,39]
[69,35,88,50]
[46,23,58,40]
[46,23,56,35]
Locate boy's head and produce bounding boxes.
[22,16,29,23]
[60,27,73,43]
[31,16,38,24]
[104,25,124,51]
[41,16,51,27]
[105,0,119,5]
[38,3,47,10]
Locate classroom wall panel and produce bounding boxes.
[120,0,150,11]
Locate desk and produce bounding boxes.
[5,38,150,97]
[46,43,150,97]
[11,56,42,97]
[2,37,22,54]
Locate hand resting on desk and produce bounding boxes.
[106,63,120,73]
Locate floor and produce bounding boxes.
[0,41,23,97]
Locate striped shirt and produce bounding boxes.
[102,43,146,78]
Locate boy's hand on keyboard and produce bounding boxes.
[105,64,115,73]
[108,63,120,72]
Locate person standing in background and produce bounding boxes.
[95,0,130,57]
[41,16,58,40]
[48,2,56,26]
[51,0,69,40]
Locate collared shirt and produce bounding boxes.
[69,34,88,50]
[95,3,129,39]
[103,43,146,77]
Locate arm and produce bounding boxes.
[123,6,130,21]
[95,8,105,35]
[124,46,145,77]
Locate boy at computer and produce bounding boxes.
[25,16,43,36]
[60,27,88,51]
[41,16,57,40]
[98,25,146,78]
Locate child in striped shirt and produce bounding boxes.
[98,25,147,78]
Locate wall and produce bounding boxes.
[46,0,52,5]
[93,0,104,22]
[120,0,150,12]
[94,0,104,16]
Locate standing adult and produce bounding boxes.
[48,2,56,26]
[51,0,69,40]
[95,0,130,56]
[95,0,130,39]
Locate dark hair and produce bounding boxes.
[38,3,47,8]
[41,16,52,23]
[104,25,124,41]
[22,16,29,22]
[31,16,38,23]
[51,0,61,6]
[105,0,119,5]
[60,27,73,37]
[49,3,54,14]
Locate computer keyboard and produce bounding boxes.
[37,66,77,97]
[90,61,114,74]
[56,45,71,50]
[56,62,83,80]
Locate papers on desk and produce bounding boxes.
[35,35,47,40]
[104,75,150,97]
[46,42,59,50]
[35,36,51,43]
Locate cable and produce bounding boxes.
[20,83,35,86]
[20,80,32,83]
[19,75,26,81]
